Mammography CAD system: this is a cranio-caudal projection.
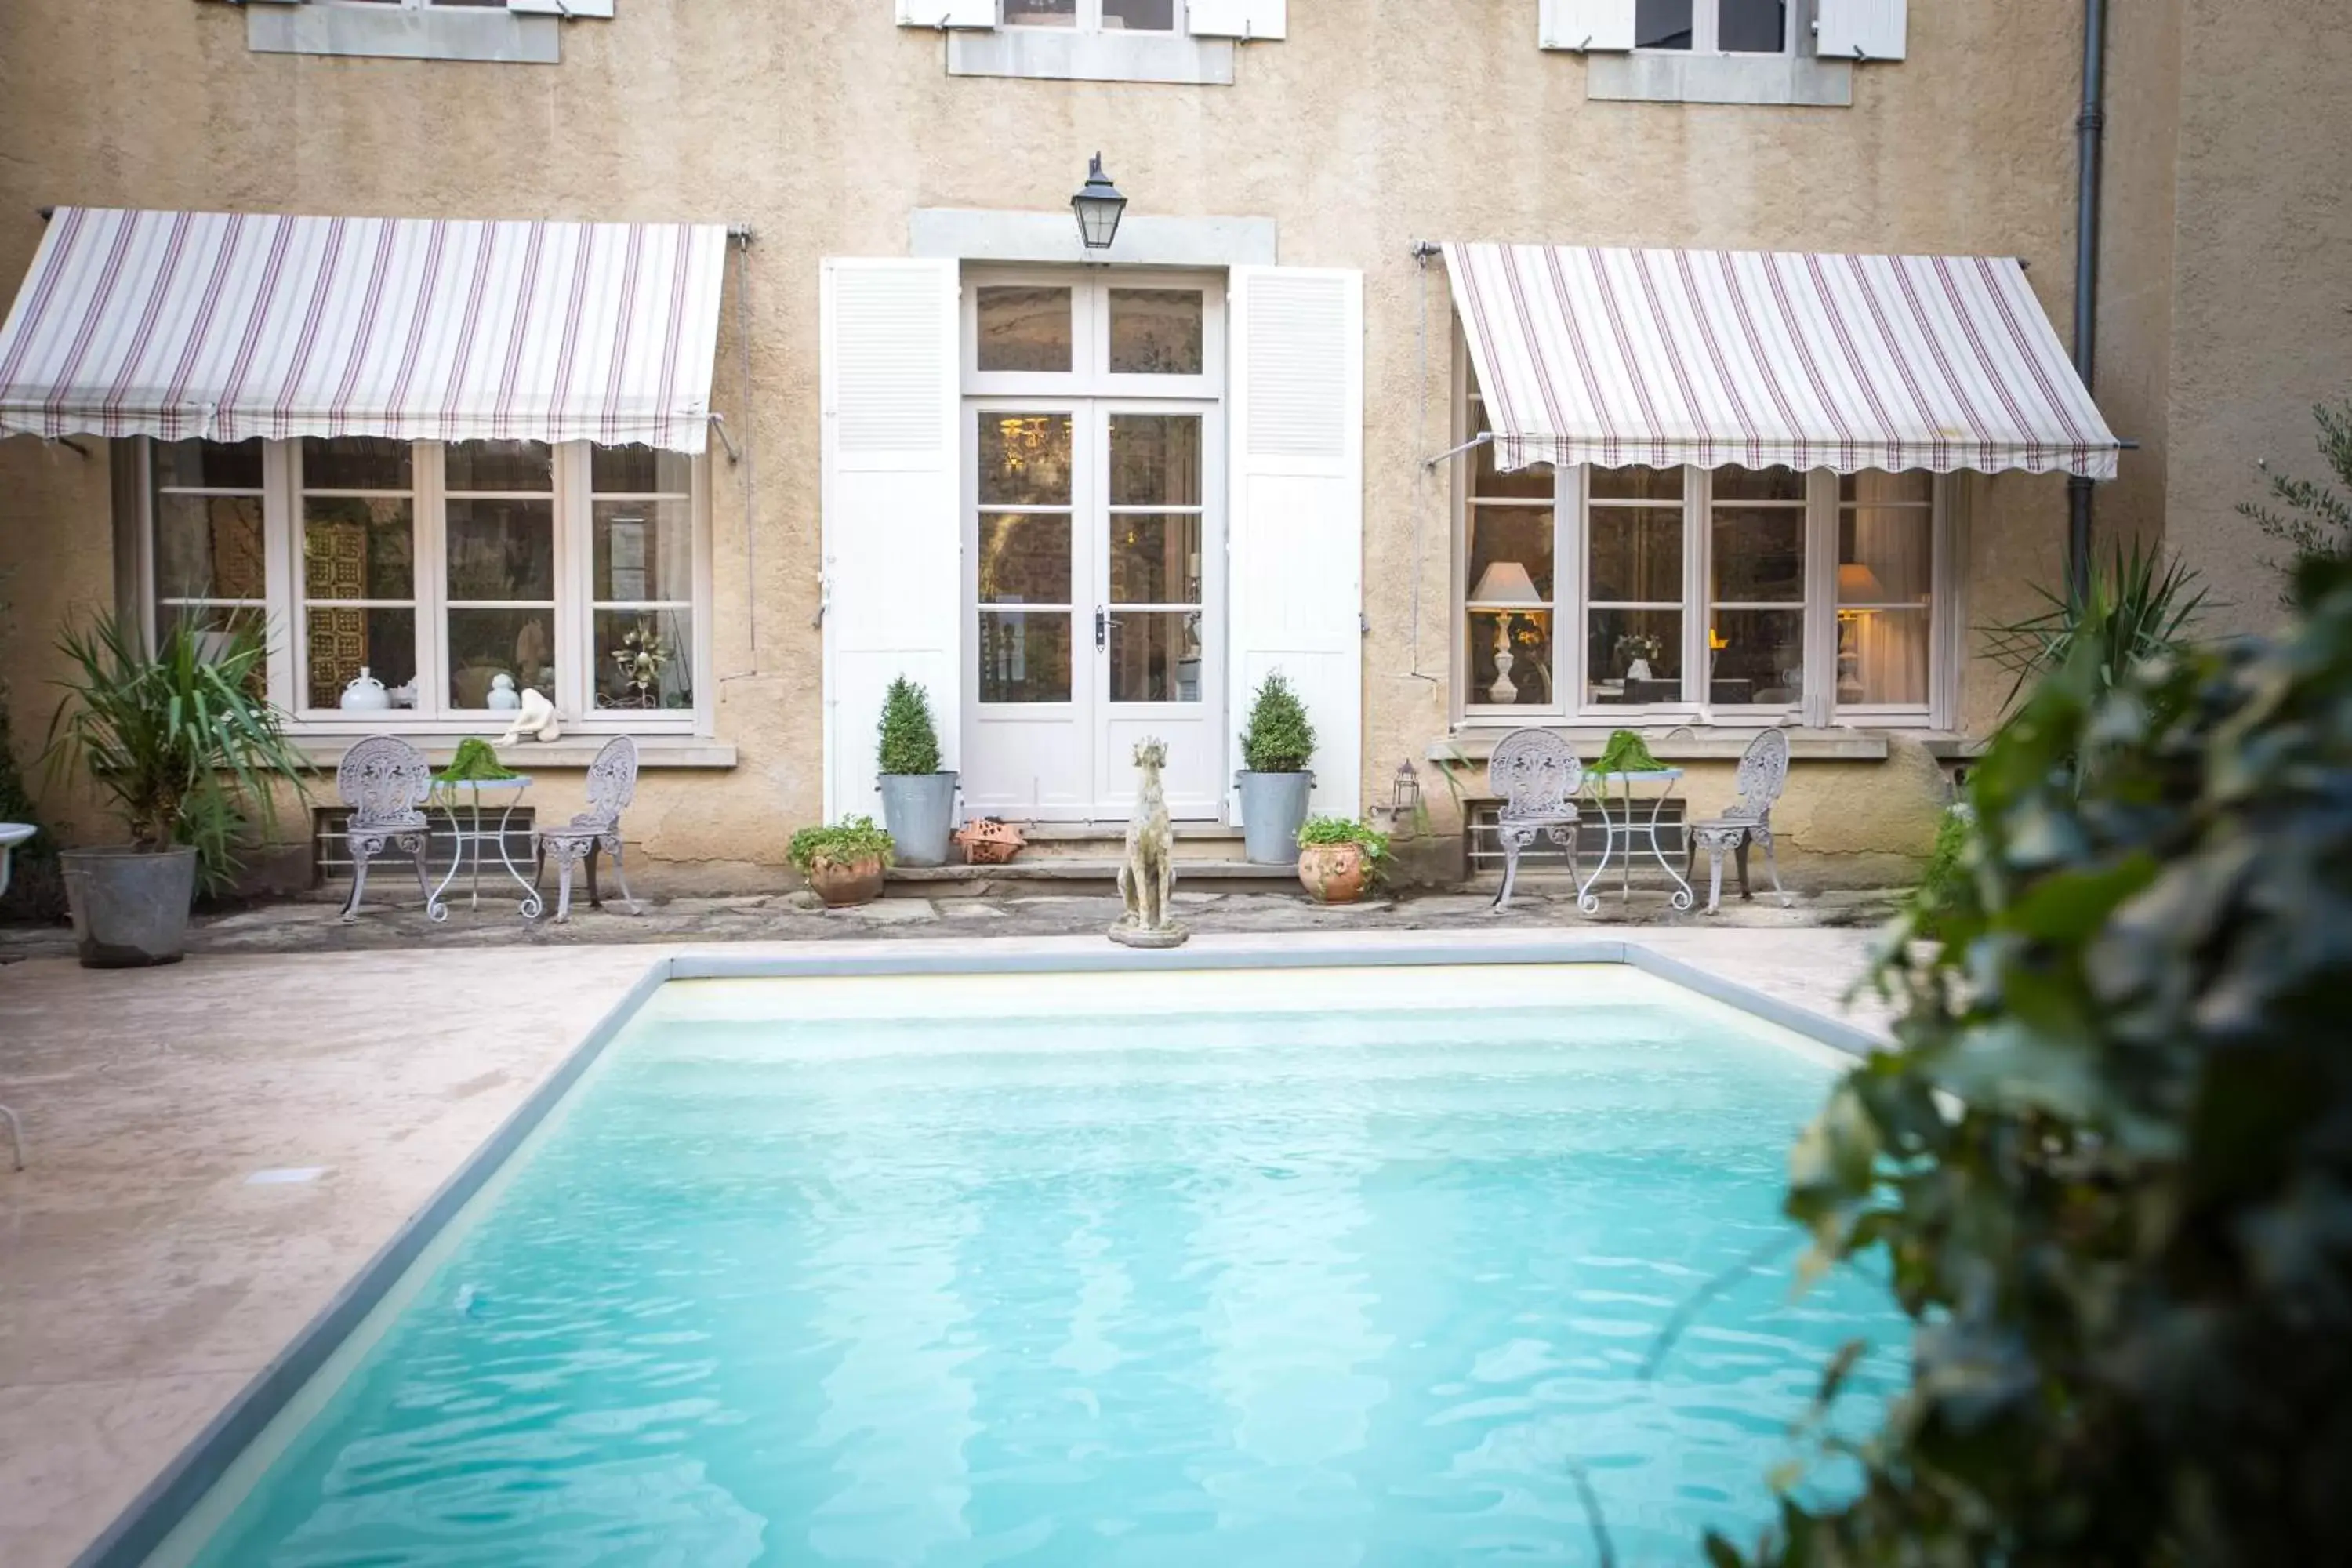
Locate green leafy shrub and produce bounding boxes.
[1240,673,1315,774]
[43,613,309,893]
[1714,557,2352,1566]
[877,677,943,776]
[2238,396,2352,580]
[787,815,895,877]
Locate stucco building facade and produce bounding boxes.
[0,0,2340,898]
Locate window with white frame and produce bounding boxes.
[1002,0,1179,31]
[146,437,709,732]
[1457,382,1947,726]
[1635,0,1790,54]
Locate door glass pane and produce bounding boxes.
[446,499,555,601]
[977,288,1073,374]
[1467,507,1555,604]
[978,413,1074,506]
[1108,415,1201,506]
[449,609,557,709]
[978,612,1073,703]
[979,514,1073,605]
[1108,291,1204,376]
[304,498,415,599]
[1710,608,1804,707]
[1719,0,1786,52]
[444,439,551,492]
[1635,0,1693,49]
[302,437,411,491]
[594,608,693,712]
[1588,609,1682,705]
[1103,0,1176,30]
[1467,610,1555,708]
[1107,612,1203,703]
[1109,514,1202,605]
[307,608,416,703]
[1711,509,1805,602]
[1587,510,1682,602]
[592,499,694,602]
[1003,0,1077,24]
[154,495,265,602]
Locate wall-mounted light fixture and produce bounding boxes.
[1072,153,1127,251]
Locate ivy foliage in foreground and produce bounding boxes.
[1719,558,2352,1566]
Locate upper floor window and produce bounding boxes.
[1636,0,1788,55]
[1004,0,1178,30]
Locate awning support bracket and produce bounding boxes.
[1424,431,1491,471]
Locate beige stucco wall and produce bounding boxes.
[0,1,2122,889]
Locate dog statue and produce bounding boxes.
[1111,737,1186,948]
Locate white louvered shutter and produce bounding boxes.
[896,0,997,27]
[508,1,617,17]
[1186,0,1285,41]
[1538,0,1636,51]
[820,258,963,822]
[1226,266,1364,825]
[1814,0,1907,60]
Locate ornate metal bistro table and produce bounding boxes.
[1575,768,1697,913]
[427,775,542,920]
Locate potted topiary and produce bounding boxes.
[43,613,309,967]
[1295,815,1389,905]
[1236,671,1316,865]
[788,815,894,907]
[876,676,957,867]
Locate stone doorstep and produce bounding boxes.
[887,858,1301,887]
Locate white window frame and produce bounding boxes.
[1000,0,1183,34]
[1453,353,1951,731]
[136,437,713,739]
[1637,0,1795,57]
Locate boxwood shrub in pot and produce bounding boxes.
[875,676,956,867]
[43,613,309,967]
[1236,672,1316,865]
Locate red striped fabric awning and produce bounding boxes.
[0,208,730,452]
[1443,242,2119,480]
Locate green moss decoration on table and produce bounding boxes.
[1589,728,1664,779]
[1240,672,1316,774]
[788,815,895,877]
[436,737,517,786]
[877,677,943,776]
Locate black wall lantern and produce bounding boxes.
[1071,153,1127,252]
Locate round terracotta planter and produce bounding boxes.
[1298,843,1368,905]
[806,855,886,907]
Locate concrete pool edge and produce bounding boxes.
[73,933,1880,1567]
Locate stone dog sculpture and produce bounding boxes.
[1111,736,1186,948]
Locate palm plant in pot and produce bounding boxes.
[788,815,895,907]
[1236,672,1316,864]
[43,614,309,967]
[876,676,957,867]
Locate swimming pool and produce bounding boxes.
[146,962,1904,1566]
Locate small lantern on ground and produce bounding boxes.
[1390,759,1422,833]
[1072,154,1127,252]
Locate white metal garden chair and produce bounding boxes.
[336,736,440,923]
[532,735,641,923]
[1488,728,1583,911]
[1685,728,1794,915]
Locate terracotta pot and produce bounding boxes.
[806,855,885,907]
[1298,843,1368,905]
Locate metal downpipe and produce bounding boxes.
[2069,0,2109,601]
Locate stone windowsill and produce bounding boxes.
[1430,727,1893,764]
[946,28,1235,85]
[1588,53,1853,107]
[248,4,561,65]
[291,735,736,769]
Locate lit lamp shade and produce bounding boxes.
[1837,562,1888,607]
[1469,561,1544,606]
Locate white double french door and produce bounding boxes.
[963,399,1225,821]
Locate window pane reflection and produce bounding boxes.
[305,498,415,599]
[446,499,555,601]
[977,287,1073,373]
[1107,612,1203,702]
[595,608,693,711]
[1109,415,1201,506]
[978,611,1073,704]
[1588,608,1682,704]
[155,495,265,602]
[1109,291,1203,375]
[1636,0,1693,49]
[1719,0,1786,53]
[592,499,693,602]
[1109,514,1202,605]
[307,607,416,702]
[1467,609,1554,707]
[978,413,1073,506]
[1103,0,1176,29]
[979,514,1073,605]
[1588,510,1682,602]
[1709,608,1804,707]
[448,609,557,709]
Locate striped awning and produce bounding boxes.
[1443,242,2119,480]
[0,208,729,452]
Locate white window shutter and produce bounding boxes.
[1813,0,1907,60]
[1539,0,1636,52]
[896,0,997,27]
[1186,0,1285,41]
[508,0,617,16]
[820,258,963,823]
[1227,266,1364,826]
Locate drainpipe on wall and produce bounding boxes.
[2068,0,2109,601]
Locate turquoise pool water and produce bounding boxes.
[165,967,1904,1566]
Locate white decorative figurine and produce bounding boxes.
[1110,736,1186,949]
[487,672,521,711]
[494,687,561,746]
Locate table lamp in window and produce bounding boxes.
[1836,562,1887,702]
[1469,561,1544,703]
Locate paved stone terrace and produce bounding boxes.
[0,924,1899,1568]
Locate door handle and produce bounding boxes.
[1094,607,1107,651]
